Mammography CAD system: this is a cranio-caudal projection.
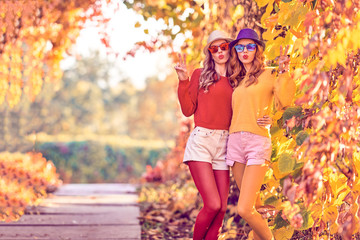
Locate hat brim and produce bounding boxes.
[229,38,265,50]
[203,37,234,54]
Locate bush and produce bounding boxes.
[0,152,61,222]
[35,141,170,183]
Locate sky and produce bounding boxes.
[61,1,180,89]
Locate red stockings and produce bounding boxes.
[188,161,230,240]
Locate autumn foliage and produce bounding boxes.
[129,0,360,239]
[0,152,61,222]
[0,0,113,223]
[0,0,113,107]
[1,0,359,238]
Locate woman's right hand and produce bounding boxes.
[257,115,272,129]
[174,53,189,81]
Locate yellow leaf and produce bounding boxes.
[262,29,281,42]
[281,2,308,28]
[261,0,275,28]
[232,5,244,19]
[134,22,141,28]
[266,177,280,190]
[323,205,338,223]
[354,152,360,177]
[329,172,347,196]
[265,34,293,60]
[329,221,340,235]
[311,203,323,220]
[272,225,294,240]
[226,216,234,229]
[263,168,274,184]
[255,0,271,8]
[353,93,360,102]
[271,161,288,179]
[272,111,283,121]
[334,190,350,206]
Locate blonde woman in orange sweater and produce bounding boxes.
[226,28,296,240]
[174,30,272,240]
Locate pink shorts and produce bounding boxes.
[183,126,229,170]
[226,131,272,166]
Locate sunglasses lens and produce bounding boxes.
[219,42,229,50]
[247,44,257,51]
[235,44,257,52]
[208,46,218,53]
[209,42,229,53]
[235,45,244,52]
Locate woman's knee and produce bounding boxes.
[204,199,221,213]
[237,204,253,219]
[219,201,228,214]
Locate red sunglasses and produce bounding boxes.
[208,42,229,54]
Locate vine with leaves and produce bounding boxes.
[125,0,360,239]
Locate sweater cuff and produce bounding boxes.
[178,78,190,87]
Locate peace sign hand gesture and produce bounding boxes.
[174,53,189,81]
[278,45,290,73]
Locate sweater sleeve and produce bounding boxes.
[274,72,296,110]
[177,68,201,117]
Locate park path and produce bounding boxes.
[0,184,141,239]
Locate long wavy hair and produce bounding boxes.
[199,39,236,92]
[229,42,265,87]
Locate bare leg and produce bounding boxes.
[233,164,273,240]
[205,169,230,240]
[188,161,222,240]
[231,162,246,191]
[232,163,262,240]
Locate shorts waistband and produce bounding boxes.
[195,126,229,135]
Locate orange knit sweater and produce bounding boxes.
[229,68,296,137]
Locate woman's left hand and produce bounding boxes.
[257,115,272,128]
[278,45,290,73]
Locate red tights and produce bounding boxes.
[188,161,230,240]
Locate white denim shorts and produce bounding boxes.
[183,126,229,170]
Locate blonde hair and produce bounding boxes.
[199,39,236,92]
[229,43,265,87]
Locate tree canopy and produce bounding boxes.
[0,0,113,107]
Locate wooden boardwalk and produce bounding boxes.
[0,184,141,240]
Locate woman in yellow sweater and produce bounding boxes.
[226,28,296,240]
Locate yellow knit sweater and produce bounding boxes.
[229,68,296,137]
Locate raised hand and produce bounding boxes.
[174,53,189,81]
[278,45,290,73]
[257,115,272,129]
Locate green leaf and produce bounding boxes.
[274,212,290,229]
[264,195,279,205]
[282,106,302,121]
[295,131,309,146]
[278,152,296,175]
